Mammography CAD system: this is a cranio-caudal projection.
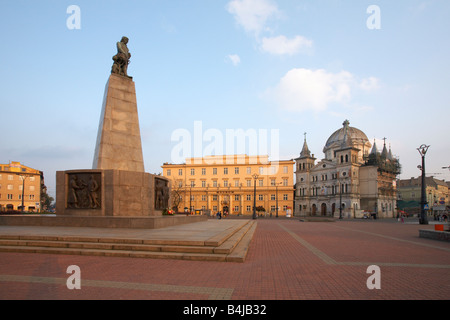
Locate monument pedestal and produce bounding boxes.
[56,169,170,217]
[93,73,145,172]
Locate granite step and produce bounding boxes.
[0,220,257,262]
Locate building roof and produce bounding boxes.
[323,120,370,155]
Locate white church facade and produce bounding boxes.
[294,120,400,219]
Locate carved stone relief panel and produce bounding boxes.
[155,178,169,210]
[67,173,102,209]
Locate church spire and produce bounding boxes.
[370,139,378,155]
[381,137,388,159]
[388,144,394,161]
[300,132,312,158]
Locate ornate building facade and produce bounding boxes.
[162,155,294,216]
[294,120,400,219]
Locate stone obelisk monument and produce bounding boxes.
[56,37,172,220]
[93,37,145,172]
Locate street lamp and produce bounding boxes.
[339,180,343,219]
[275,182,282,218]
[252,174,259,220]
[417,144,430,225]
[188,182,195,215]
[19,174,32,212]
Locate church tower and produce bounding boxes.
[294,134,316,216]
[295,133,316,174]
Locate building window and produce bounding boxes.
[213,206,218,211]
[190,181,195,187]
[213,181,217,187]
[283,194,288,200]
[246,195,252,201]
[283,166,288,173]
[270,179,276,186]
[213,168,217,175]
[202,195,207,201]
[246,167,251,174]
[8,175,13,180]
[234,206,239,212]
[201,181,206,187]
[246,180,252,187]
[202,168,206,175]
[246,205,251,212]
[283,179,288,186]
[235,167,239,174]
[271,194,275,201]
[166,169,171,176]
[178,169,183,176]
[258,194,264,201]
[234,180,240,187]
[235,195,240,201]
[223,180,228,187]
[213,195,218,201]
[224,168,228,175]
[7,184,13,190]
[259,179,263,187]
[190,169,195,175]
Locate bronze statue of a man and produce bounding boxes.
[112,36,132,78]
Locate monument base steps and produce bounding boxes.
[0,220,256,262]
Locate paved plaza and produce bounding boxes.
[0,218,448,301]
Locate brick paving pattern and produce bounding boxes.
[0,219,448,300]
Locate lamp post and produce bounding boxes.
[188,182,195,215]
[417,144,430,225]
[252,174,258,220]
[339,181,343,219]
[275,182,282,218]
[19,174,31,212]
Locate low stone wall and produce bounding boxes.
[0,214,207,229]
[419,229,450,242]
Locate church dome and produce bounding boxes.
[323,120,371,159]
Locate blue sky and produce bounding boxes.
[1,0,449,198]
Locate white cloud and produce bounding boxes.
[267,68,379,113]
[228,54,241,66]
[226,0,279,35]
[359,77,380,91]
[261,35,313,55]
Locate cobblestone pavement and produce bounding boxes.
[0,219,448,301]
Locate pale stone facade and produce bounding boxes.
[294,120,400,219]
[162,155,294,216]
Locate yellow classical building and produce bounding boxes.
[0,161,42,212]
[161,155,294,217]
